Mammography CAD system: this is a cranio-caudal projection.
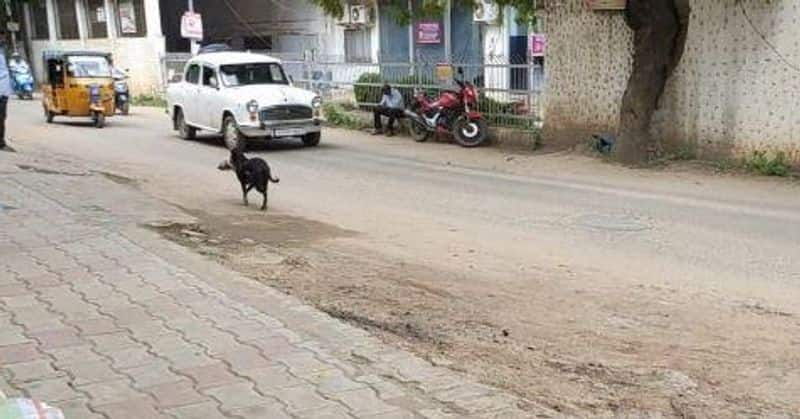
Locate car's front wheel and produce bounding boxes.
[302,132,321,147]
[223,115,243,150]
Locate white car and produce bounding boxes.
[167,52,322,148]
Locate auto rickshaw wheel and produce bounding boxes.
[93,112,105,129]
[44,108,55,123]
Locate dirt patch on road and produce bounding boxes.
[151,210,800,418]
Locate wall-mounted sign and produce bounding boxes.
[529,34,546,57]
[96,7,106,23]
[435,64,453,83]
[6,22,20,32]
[181,11,204,40]
[586,0,627,10]
[416,22,441,45]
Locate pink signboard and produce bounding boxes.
[529,34,546,57]
[417,22,441,44]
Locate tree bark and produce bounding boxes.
[614,0,689,164]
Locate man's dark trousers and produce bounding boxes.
[373,106,404,131]
[0,96,7,148]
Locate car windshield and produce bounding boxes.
[219,63,289,87]
[67,56,112,78]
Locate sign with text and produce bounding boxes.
[586,0,627,10]
[529,34,546,57]
[435,64,453,83]
[181,11,204,40]
[416,22,441,44]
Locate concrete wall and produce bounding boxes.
[542,0,800,162]
[26,0,165,96]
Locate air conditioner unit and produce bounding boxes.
[350,5,369,25]
[474,0,500,24]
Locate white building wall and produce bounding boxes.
[26,0,165,96]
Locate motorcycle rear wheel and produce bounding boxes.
[453,117,488,148]
[409,119,430,142]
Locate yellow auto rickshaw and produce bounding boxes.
[42,51,115,128]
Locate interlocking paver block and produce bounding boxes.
[165,401,229,419]
[95,397,169,419]
[81,378,145,405]
[105,345,158,370]
[306,370,367,396]
[245,365,305,391]
[230,402,293,419]
[261,384,335,413]
[5,359,64,383]
[64,360,125,385]
[202,381,267,412]
[145,379,209,409]
[125,360,183,389]
[0,329,33,347]
[55,398,105,419]
[0,342,46,364]
[329,388,401,416]
[218,346,274,372]
[178,361,240,390]
[45,345,105,367]
[295,405,359,419]
[28,329,84,350]
[71,317,121,336]
[88,332,140,352]
[20,377,82,403]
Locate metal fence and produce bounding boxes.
[160,52,545,131]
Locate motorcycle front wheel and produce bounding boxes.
[453,117,488,148]
[409,119,430,142]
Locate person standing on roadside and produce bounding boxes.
[0,32,13,150]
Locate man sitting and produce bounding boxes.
[372,83,405,137]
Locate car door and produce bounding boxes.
[200,65,220,130]
[182,63,202,125]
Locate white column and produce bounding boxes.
[407,0,413,64]
[104,0,116,39]
[47,0,58,41]
[144,0,162,37]
[76,0,88,45]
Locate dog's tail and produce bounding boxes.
[269,175,280,184]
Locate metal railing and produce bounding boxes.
[160,52,545,131]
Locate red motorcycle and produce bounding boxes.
[405,68,488,147]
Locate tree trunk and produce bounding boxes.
[615,0,689,164]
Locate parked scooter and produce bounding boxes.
[112,67,130,115]
[405,67,488,147]
[8,53,34,100]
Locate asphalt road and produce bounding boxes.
[7,99,800,416]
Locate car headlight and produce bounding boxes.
[311,96,322,109]
[246,100,259,114]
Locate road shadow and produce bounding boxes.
[186,134,341,154]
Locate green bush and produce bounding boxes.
[132,94,167,108]
[322,103,369,130]
[745,151,791,177]
[354,73,382,105]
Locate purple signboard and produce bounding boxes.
[417,22,441,44]
[529,34,546,57]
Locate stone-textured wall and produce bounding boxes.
[652,1,800,161]
[543,0,800,162]
[541,1,633,145]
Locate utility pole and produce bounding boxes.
[188,0,198,55]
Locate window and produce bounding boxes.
[29,1,50,40]
[219,63,289,87]
[202,66,218,88]
[185,64,200,84]
[84,0,109,38]
[115,0,147,37]
[344,29,371,63]
[55,0,80,40]
[67,56,112,78]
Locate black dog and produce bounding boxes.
[218,147,280,211]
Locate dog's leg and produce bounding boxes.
[261,188,268,211]
[241,183,250,206]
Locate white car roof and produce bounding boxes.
[190,52,281,67]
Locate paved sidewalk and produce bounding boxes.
[0,155,540,418]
